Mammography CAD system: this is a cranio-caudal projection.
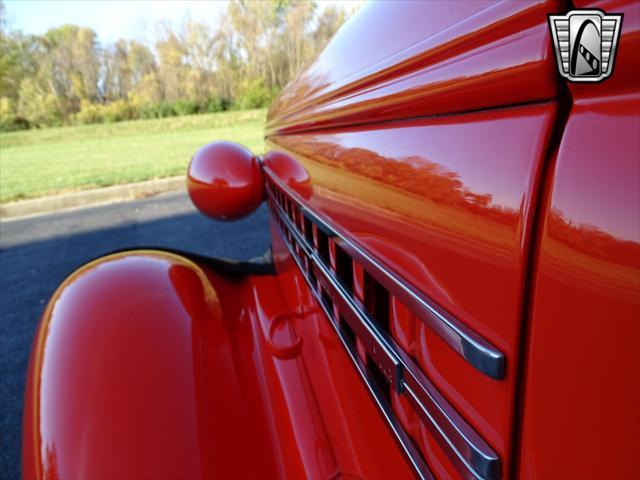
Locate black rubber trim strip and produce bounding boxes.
[87,247,276,276]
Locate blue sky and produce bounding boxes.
[3,1,229,42]
[3,0,362,44]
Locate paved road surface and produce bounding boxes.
[0,191,270,479]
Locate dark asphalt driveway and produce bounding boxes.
[0,191,270,479]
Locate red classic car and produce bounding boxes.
[22,1,639,479]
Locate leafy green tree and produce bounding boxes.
[17,77,62,127]
[313,5,347,53]
[103,39,155,101]
[34,25,101,116]
[155,25,187,102]
[0,32,39,101]
[0,0,354,130]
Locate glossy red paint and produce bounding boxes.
[266,101,557,478]
[267,0,559,134]
[187,141,264,220]
[24,0,640,477]
[516,1,640,474]
[262,150,312,198]
[261,0,640,475]
[519,2,640,470]
[517,94,640,480]
[22,250,414,479]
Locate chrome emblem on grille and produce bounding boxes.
[548,9,623,82]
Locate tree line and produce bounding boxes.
[0,0,349,131]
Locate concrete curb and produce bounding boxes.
[0,176,186,221]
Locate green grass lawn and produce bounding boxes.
[0,109,267,203]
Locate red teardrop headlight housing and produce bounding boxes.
[187,141,264,220]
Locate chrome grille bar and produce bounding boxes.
[265,171,505,380]
[268,199,433,480]
[265,172,501,480]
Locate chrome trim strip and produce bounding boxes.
[270,205,433,480]
[267,186,501,480]
[264,167,505,380]
[403,371,500,480]
[316,283,434,480]
[336,239,505,380]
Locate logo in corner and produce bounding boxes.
[548,9,623,82]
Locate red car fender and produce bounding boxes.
[22,250,235,479]
[22,249,414,479]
